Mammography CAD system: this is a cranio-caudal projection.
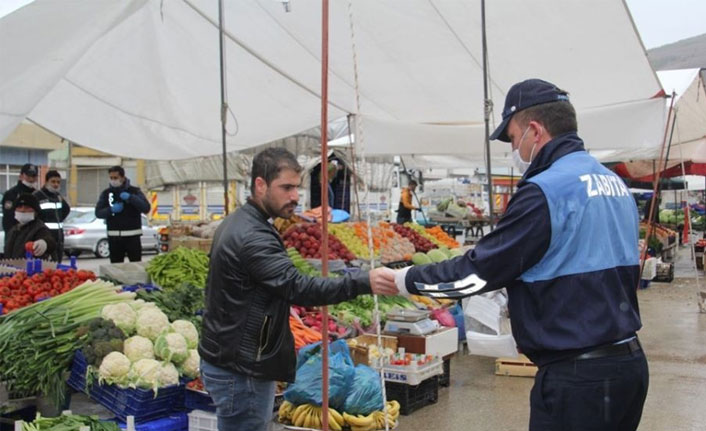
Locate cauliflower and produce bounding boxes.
[123,336,155,362]
[179,349,200,379]
[135,307,169,341]
[171,320,199,349]
[154,332,188,364]
[128,358,161,390]
[129,299,159,313]
[98,351,131,386]
[101,303,137,335]
[157,362,180,387]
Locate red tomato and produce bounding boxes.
[25,242,34,253]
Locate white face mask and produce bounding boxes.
[22,180,37,189]
[109,179,123,188]
[15,212,35,224]
[46,184,61,193]
[512,126,537,174]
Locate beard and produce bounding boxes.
[263,194,297,219]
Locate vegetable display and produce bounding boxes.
[77,318,127,367]
[390,223,437,253]
[289,315,323,350]
[135,283,204,332]
[21,413,121,431]
[0,268,96,314]
[146,247,209,289]
[330,295,417,328]
[0,280,134,407]
[282,224,356,262]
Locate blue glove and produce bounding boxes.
[111,202,124,214]
[119,191,131,201]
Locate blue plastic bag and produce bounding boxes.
[343,364,384,415]
[284,340,355,411]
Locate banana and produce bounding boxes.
[328,407,346,428]
[278,400,294,423]
[292,404,309,427]
[303,405,313,428]
[328,411,343,431]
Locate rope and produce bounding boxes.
[347,1,390,429]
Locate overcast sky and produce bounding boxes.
[1,0,704,50]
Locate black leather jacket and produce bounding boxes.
[199,201,372,382]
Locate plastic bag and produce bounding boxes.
[343,364,384,415]
[284,340,355,411]
[430,308,456,327]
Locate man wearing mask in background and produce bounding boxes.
[95,166,151,263]
[2,163,39,244]
[34,170,71,262]
[4,194,56,259]
[393,79,648,431]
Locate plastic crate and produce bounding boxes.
[385,376,439,416]
[67,351,184,422]
[185,389,216,413]
[121,283,160,293]
[382,358,443,385]
[115,413,188,431]
[439,358,451,387]
[188,409,217,431]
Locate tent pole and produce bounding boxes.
[218,0,229,215]
[641,92,676,288]
[319,1,331,429]
[346,114,363,220]
[481,0,495,230]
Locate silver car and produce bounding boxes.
[63,207,161,258]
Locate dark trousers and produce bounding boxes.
[530,350,648,431]
[108,235,142,263]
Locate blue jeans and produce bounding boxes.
[200,360,276,431]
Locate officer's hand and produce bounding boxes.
[111,202,124,214]
[369,267,398,296]
[119,191,131,201]
[33,239,47,256]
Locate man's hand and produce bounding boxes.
[119,191,131,201]
[369,267,398,296]
[33,239,47,256]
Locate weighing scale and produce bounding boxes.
[384,308,439,335]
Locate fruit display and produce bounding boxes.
[390,223,437,253]
[352,222,396,254]
[283,224,356,262]
[424,225,460,248]
[288,247,323,276]
[291,306,350,338]
[278,400,400,430]
[411,247,464,266]
[379,235,415,264]
[0,268,97,314]
[404,222,446,248]
[329,223,374,259]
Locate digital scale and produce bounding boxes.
[384,309,439,335]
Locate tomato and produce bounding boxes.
[49,289,58,297]
[51,276,61,285]
[25,242,34,253]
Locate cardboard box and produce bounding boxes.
[169,236,213,253]
[349,334,398,366]
[389,327,458,357]
[495,354,537,377]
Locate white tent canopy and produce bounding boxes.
[656,68,706,163]
[1,0,664,162]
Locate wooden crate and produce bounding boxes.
[169,236,213,253]
[495,354,537,377]
[349,334,398,366]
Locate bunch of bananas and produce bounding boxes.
[279,401,345,430]
[278,400,400,430]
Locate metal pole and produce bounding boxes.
[218,0,230,215]
[320,1,330,429]
[481,0,495,230]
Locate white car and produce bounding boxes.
[63,207,161,258]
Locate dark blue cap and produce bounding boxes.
[490,79,570,142]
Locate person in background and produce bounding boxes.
[2,163,39,244]
[199,148,398,431]
[95,166,150,263]
[4,194,56,260]
[393,79,648,431]
[396,179,419,224]
[34,170,71,262]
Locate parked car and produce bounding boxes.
[63,207,161,258]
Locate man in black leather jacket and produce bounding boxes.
[198,148,398,431]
